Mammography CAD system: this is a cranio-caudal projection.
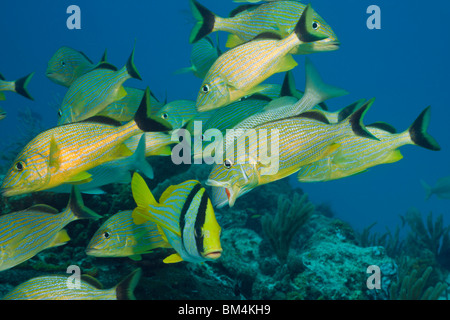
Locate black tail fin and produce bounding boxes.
[68,186,102,220]
[115,268,142,300]
[134,87,173,132]
[189,0,216,44]
[14,73,34,100]
[280,71,303,99]
[337,99,366,122]
[409,106,441,151]
[126,44,142,80]
[347,98,379,140]
[294,4,329,43]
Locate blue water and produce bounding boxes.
[0,0,449,237]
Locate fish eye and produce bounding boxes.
[312,21,320,30]
[161,113,169,120]
[201,84,210,94]
[61,61,66,66]
[224,159,233,169]
[102,232,110,239]
[14,161,25,172]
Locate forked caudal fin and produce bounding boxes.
[126,44,142,80]
[408,106,441,151]
[189,0,216,44]
[67,185,102,220]
[14,73,35,100]
[301,57,348,110]
[347,98,379,140]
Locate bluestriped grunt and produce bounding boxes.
[57,46,142,125]
[3,268,142,300]
[296,106,441,182]
[206,101,378,206]
[195,4,329,112]
[0,186,100,272]
[1,88,172,197]
[86,210,171,260]
[189,0,339,54]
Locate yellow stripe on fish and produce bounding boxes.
[206,101,378,206]
[1,88,172,197]
[195,4,329,112]
[131,173,222,263]
[46,46,112,87]
[57,46,141,125]
[3,268,142,300]
[86,210,171,260]
[0,186,100,272]
[297,106,441,182]
[190,0,339,54]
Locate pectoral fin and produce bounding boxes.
[66,171,93,184]
[276,55,298,73]
[49,136,61,172]
[49,229,71,248]
[163,253,184,264]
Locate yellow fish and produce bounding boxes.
[296,106,441,182]
[195,4,329,112]
[3,268,142,300]
[0,186,100,272]
[131,173,222,263]
[1,88,172,197]
[46,46,111,87]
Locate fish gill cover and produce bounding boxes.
[0,0,449,304]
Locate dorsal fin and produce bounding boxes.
[367,122,397,134]
[229,4,258,17]
[247,93,272,102]
[78,51,94,65]
[252,32,283,41]
[297,110,330,124]
[82,116,122,127]
[80,275,104,289]
[94,62,118,72]
[25,204,59,214]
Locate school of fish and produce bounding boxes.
[0,0,441,300]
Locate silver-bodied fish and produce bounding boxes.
[190,0,339,54]
[296,106,441,182]
[86,210,171,260]
[3,268,142,300]
[195,4,329,112]
[131,173,222,263]
[1,88,172,197]
[206,101,378,206]
[0,72,34,101]
[46,46,112,87]
[0,186,100,272]
[57,46,142,125]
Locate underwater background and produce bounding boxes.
[0,0,450,300]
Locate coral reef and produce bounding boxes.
[261,192,315,264]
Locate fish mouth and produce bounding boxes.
[1,187,21,198]
[203,249,223,260]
